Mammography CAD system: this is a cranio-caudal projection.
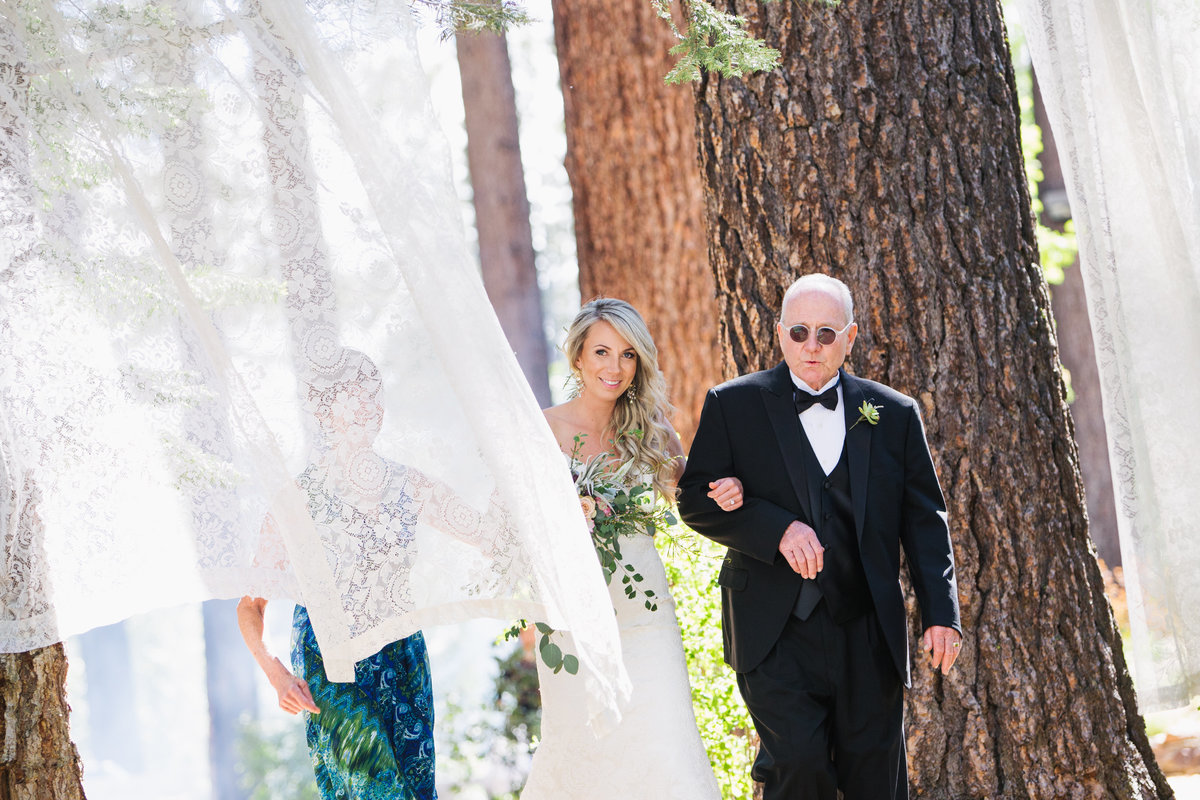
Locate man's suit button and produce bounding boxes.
[823,511,832,520]
[823,479,832,490]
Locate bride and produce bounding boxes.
[522,298,742,799]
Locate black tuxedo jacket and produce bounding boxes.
[678,364,960,685]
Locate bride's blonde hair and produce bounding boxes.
[564,298,678,499]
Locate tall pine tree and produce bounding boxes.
[550,0,719,444]
[457,27,552,407]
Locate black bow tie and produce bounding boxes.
[794,385,839,414]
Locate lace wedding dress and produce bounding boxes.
[521,464,720,800]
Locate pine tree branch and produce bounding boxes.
[654,0,839,85]
[409,0,532,40]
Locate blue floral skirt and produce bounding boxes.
[291,605,437,799]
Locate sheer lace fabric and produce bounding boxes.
[1012,0,1200,708]
[0,0,627,721]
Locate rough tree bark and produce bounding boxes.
[550,0,718,444]
[693,0,1168,796]
[1033,76,1121,569]
[457,29,552,408]
[0,477,86,800]
[0,647,87,799]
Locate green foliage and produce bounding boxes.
[410,0,532,39]
[849,399,882,430]
[1036,221,1078,286]
[408,0,799,83]
[572,435,677,610]
[1060,366,1075,404]
[501,619,527,642]
[438,650,535,800]
[501,619,579,674]
[237,718,320,800]
[536,622,579,675]
[661,530,757,800]
[493,640,542,745]
[653,0,784,85]
[508,435,686,673]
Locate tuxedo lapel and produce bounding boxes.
[761,364,814,525]
[841,369,873,544]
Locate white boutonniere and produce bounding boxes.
[850,400,882,430]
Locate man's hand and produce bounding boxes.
[779,520,824,579]
[707,477,744,511]
[923,625,962,675]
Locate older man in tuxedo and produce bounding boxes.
[679,273,962,799]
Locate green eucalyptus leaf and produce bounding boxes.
[563,654,580,675]
[541,642,563,669]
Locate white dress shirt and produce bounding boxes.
[790,373,845,476]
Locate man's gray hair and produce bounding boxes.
[780,274,855,324]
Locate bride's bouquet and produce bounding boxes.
[505,435,683,676]
[569,439,678,613]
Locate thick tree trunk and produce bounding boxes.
[0,646,86,800]
[457,29,552,408]
[693,1,1168,797]
[549,0,718,445]
[1033,76,1121,569]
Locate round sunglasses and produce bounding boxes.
[786,321,854,346]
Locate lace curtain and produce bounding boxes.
[1012,0,1200,709]
[0,0,628,723]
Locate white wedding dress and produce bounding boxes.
[521,466,721,799]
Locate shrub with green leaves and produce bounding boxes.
[661,531,758,800]
[237,718,320,800]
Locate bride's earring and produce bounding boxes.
[625,383,638,403]
[565,369,583,397]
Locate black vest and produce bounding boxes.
[792,431,872,624]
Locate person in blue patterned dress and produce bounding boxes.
[238,599,435,799]
[238,348,516,799]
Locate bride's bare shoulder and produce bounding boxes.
[541,402,571,429]
[542,403,581,450]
